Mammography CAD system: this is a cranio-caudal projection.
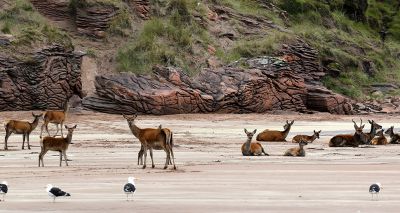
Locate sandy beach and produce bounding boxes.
[1,111,400,213]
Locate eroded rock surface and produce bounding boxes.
[0,45,83,110]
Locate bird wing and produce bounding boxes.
[369,184,380,193]
[124,183,136,193]
[50,187,68,196]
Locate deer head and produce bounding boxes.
[313,130,321,139]
[244,129,257,140]
[283,120,295,130]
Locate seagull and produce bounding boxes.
[0,181,8,201]
[123,177,137,201]
[369,183,382,201]
[46,184,71,202]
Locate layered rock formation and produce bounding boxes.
[83,42,353,115]
[0,45,83,110]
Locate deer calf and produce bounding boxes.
[40,101,68,138]
[256,120,295,142]
[371,129,388,145]
[385,126,400,144]
[284,140,308,157]
[292,130,321,143]
[364,120,382,144]
[38,125,77,167]
[123,114,176,170]
[4,113,43,150]
[241,129,269,156]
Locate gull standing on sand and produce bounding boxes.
[0,181,8,201]
[46,184,71,202]
[124,177,137,201]
[369,183,382,200]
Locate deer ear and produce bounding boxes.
[244,128,248,134]
[361,124,365,128]
[253,129,257,134]
[133,114,138,119]
[73,125,77,129]
[64,125,68,129]
[122,114,127,119]
[291,120,294,124]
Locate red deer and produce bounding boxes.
[384,126,400,144]
[371,129,388,145]
[4,113,43,150]
[137,125,173,165]
[284,140,308,157]
[123,114,176,170]
[329,119,368,147]
[241,129,269,156]
[364,120,382,143]
[256,120,294,142]
[38,125,77,167]
[40,100,68,138]
[292,130,321,143]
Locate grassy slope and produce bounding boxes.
[1,0,400,101]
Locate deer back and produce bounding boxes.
[44,111,66,124]
[41,137,70,151]
[5,120,31,133]
[257,130,286,141]
[138,128,167,147]
[292,135,311,143]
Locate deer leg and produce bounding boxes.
[54,124,59,137]
[27,133,30,150]
[46,124,50,137]
[4,130,11,150]
[170,146,176,170]
[142,143,147,169]
[60,122,64,138]
[39,149,48,167]
[149,148,155,168]
[137,145,144,165]
[59,151,62,167]
[164,148,170,169]
[63,151,68,166]
[22,134,26,150]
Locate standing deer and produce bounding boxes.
[137,125,173,165]
[123,114,176,170]
[364,120,382,143]
[4,113,43,150]
[384,126,400,144]
[284,140,308,157]
[40,100,68,138]
[256,120,294,142]
[292,130,321,143]
[371,129,388,145]
[38,125,77,167]
[329,119,369,147]
[241,129,269,156]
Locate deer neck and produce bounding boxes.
[244,137,252,153]
[63,100,69,113]
[129,122,142,138]
[30,117,40,130]
[282,126,291,138]
[311,134,317,142]
[369,125,377,135]
[66,131,74,144]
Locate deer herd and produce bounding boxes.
[1,102,400,169]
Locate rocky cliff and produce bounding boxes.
[0,45,83,110]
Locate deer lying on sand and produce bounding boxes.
[284,140,308,157]
[123,114,176,170]
[364,120,382,144]
[385,126,400,144]
[256,120,294,142]
[4,113,43,150]
[38,125,77,167]
[329,119,369,147]
[371,129,388,145]
[40,100,68,138]
[292,130,321,143]
[241,129,269,156]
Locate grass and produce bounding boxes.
[116,0,210,75]
[0,0,72,50]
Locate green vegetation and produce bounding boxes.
[117,0,210,75]
[0,0,72,49]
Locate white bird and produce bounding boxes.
[46,184,71,202]
[369,183,382,201]
[123,177,137,201]
[0,181,8,201]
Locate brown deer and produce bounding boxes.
[385,126,400,144]
[38,125,77,167]
[371,129,388,145]
[4,113,43,150]
[256,120,294,142]
[123,114,176,170]
[292,130,321,143]
[329,119,369,147]
[241,129,269,156]
[364,120,382,143]
[137,125,173,165]
[284,140,308,157]
[40,100,68,138]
